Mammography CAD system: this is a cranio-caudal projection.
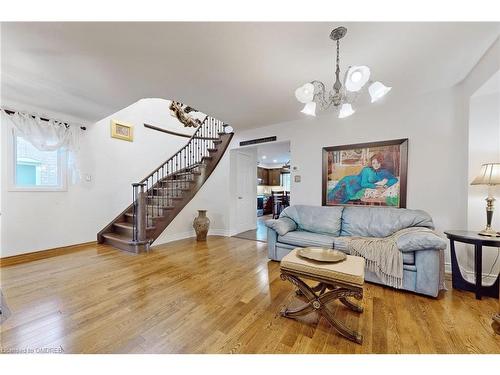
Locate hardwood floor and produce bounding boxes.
[1,236,499,354]
[232,214,271,242]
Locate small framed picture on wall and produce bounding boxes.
[111,120,134,142]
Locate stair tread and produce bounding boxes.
[102,232,134,243]
[114,222,155,230]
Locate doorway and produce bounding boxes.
[232,141,291,242]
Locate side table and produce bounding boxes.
[444,230,500,300]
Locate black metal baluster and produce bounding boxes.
[132,184,136,242]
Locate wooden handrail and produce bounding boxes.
[144,123,219,140]
[144,123,192,138]
[139,117,207,183]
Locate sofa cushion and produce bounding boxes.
[340,206,434,238]
[265,217,297,236]
[280,205,344,236]
[278,230,335,249]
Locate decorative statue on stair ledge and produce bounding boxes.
[170,101,203,128]
[193,210,210,241]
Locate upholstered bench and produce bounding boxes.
[280,249,365,344]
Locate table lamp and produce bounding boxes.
[471,163,500,237]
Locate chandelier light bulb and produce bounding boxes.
[351,72,362,82]
[369,81,392,103]
[301,102,317,116]
[345,65,371,92]
[295,83,315,104]
[338,103,355,119]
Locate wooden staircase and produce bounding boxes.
[97,117,233,253]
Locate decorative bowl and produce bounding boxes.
[297,247,347,263]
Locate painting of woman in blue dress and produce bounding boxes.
[328,152,398,205]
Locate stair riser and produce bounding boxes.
[146,206,172,216]
[159,178,196,186]
[113,224,155,237]
[150,189,186,197]
[125,214,154,227]
[102,236,140,253]
[147,197,179,206]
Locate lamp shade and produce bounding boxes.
[295,83,315,103]
[300,101,316,116]
[369,81,391,103]
[471,163,500,185]
[345,65,371,92]
[338,103,355,119]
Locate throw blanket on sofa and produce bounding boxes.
[341,227,434,289]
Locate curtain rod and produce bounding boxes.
[1,108,87,130]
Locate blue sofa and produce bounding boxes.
[266,205,447,297]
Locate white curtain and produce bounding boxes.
[1,109,82,183]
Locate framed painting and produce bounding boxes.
[111,120,134,142]
[322,139,408,208]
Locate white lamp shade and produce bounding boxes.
[338,103,355,119]
[295,83,315,103]
[471,163,500,185]
[369,81,391,102]
[301,102,316,116]
[345,65,371,92]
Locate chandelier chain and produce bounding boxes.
[336,39,340,71]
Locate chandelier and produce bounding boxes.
[295,26,391,118]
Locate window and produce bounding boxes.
[13,135,67,190]
[280,172,291,191]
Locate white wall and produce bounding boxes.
[230,87,467,269]
[459,37,500,280]
[467,92,500,282]
[468,92,500,230]
[1,98,232,256]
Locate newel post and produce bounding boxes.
[132,182,147,242]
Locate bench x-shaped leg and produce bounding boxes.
[280,272,363,344]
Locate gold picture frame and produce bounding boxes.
[111,120,134,142]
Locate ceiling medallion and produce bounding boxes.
[295,26,392,119]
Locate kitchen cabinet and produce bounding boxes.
[257,167,269,185]
[268,168,281,186]
[258,167,283,186]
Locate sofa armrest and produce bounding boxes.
[396,230,447,252]
[267,227,279,260]
[265,217,297,236]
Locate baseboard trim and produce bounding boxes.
[0,241,97,267]
[153,229,231,246]
[444,261,498,284]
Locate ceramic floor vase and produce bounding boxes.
[193,210,210,241]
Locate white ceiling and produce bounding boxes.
[254,141,291,165]
[1,22,499,129]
